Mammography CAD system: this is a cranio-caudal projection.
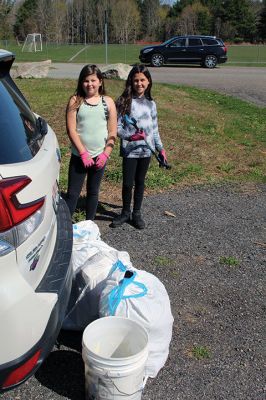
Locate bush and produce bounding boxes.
[233,37,245,44]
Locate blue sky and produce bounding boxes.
[160,0,176,5]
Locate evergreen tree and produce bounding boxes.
[14,0,38,40]
[258,0,266,40]
[139,0,161,39]
[6,0,265,44]
[0,0,15,39]
[221,0,257,41]
[169,0,193,17]
[193,2,211,35]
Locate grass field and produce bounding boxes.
[2,40,266,66]
[15,78,266,204]
[227,45,266,65]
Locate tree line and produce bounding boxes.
[1,0,266,44]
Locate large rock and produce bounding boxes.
[101,63,132,80]
[11,60,52,79]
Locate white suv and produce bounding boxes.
[0,50,73,392]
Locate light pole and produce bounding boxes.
[105,9,108,65]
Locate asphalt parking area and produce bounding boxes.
[3,183,265,400]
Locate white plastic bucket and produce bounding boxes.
[82,316,149,400]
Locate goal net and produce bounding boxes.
[22,33,42,52]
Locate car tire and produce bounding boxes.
[151,53,164,67]
[203,55,217,69]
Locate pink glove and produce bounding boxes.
[80,151,95,168]
[95,151,109,170]
[158,149,167,163]
[129,129,146,141]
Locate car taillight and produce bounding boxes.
[0,176,45,232]
[0,176,45,256]
[2,350,41,389]
[222,45,227,53]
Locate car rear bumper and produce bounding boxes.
[0,198,73,392]
[218,55,228,64]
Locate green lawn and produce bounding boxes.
[2,40,266,65]
[15,78,266,197]
[2,42,142,64]
[227,45,266,65]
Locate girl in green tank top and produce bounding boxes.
[65,64,117,221]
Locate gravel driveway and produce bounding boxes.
[3,64,265,399]
[47,63,266,107]
[3,183,265,400]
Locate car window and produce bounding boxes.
[188,38,202,46]
[201,38,219,46]
[216,38,224,45]
[161,38,176,46]
[169,38,186,47]
[0,78,44,164]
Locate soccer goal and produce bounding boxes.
[22,33,42,52]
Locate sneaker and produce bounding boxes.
[111,211,131,228]
[132,211,145,229]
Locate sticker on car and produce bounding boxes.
[26,237,45,271]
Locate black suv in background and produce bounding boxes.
[139,35,227,68]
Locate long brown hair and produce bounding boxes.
[116,64,153,116]
[67,64,106,111]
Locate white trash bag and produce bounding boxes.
[99,268,174,378]
[63,221,133,330]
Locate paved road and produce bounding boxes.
[47,63,266,107]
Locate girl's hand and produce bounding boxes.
[158,149,167,167]
[80,151,95,168]
[129,129,146,141]
[159,149,167,162]
[95,151,109,170]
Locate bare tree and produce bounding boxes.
[47,0,68,43]
[177,5,198,35]
[84,0,102,43]
[78,0,108,44]
[174,2,211,36]
[140,0,161,40]
[35,0,52,41]
[97,0,108,43]
[110,0,140,43]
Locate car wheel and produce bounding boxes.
[151,53,164,67]
[204,55,217,69]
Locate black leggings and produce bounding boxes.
[65,154,105,220]
[122,157,151,213]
